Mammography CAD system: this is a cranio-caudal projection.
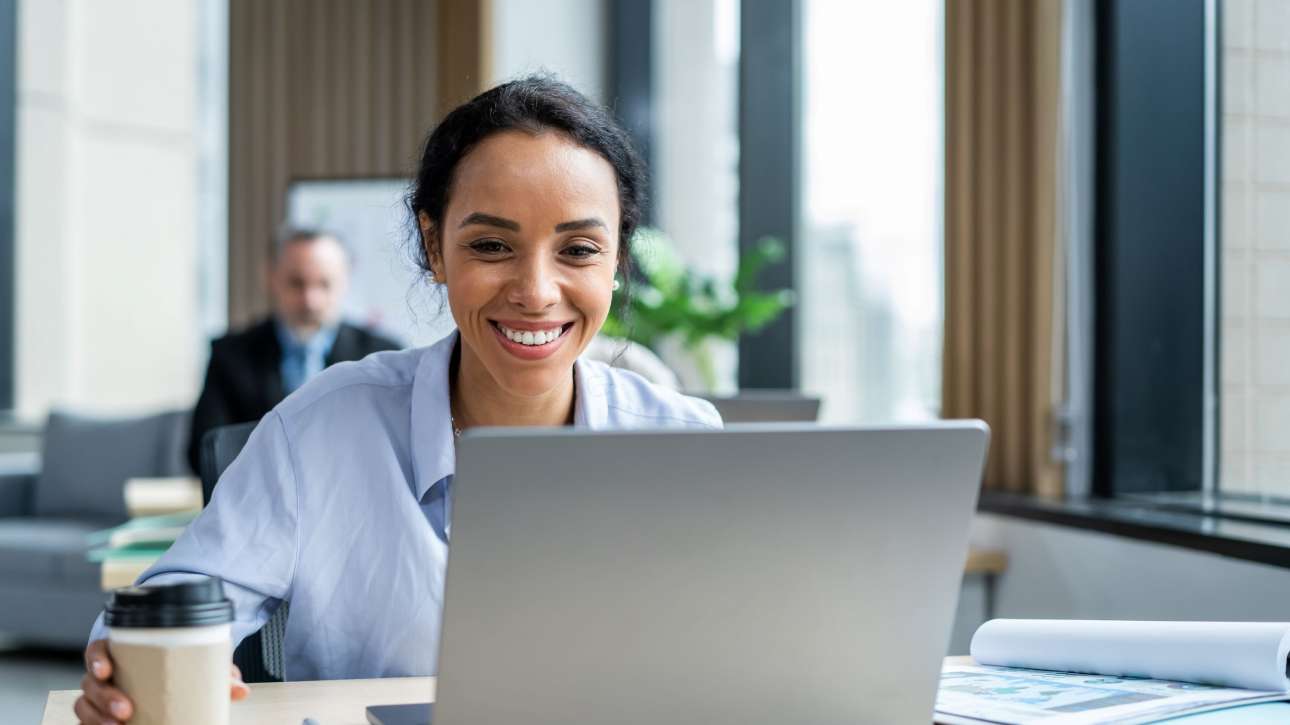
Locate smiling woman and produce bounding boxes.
[72,76,722,723]
[420,129,621,414]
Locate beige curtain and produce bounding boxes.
[227,0,491,327]
[943,0,1065,496]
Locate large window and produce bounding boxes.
[798,0,943,423]
[653,0,741,392]
[1220,0,1290,500]
[1093,0,1290,508]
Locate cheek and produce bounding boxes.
[572,272,615,321]
[444,265,496,305]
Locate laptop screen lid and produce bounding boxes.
[433,422,989,725]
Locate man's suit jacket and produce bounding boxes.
[186,317,401,473]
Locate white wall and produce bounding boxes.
[488,0,607,103]
[972,513,1290,622]
[15,0,204,416]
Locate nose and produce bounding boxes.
[304,286,327,311]
[508,256,561,311]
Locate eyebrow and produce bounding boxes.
[459,212,521,231]
[458,212,608,234]
[554,218,608,233]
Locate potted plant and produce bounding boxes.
[602,228,794,392]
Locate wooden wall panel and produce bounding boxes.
[227,0,486,327]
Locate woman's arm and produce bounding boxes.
[88,410,301,648]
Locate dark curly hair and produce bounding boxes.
[407,75,647,282]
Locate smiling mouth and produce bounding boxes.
[490,321,575,347]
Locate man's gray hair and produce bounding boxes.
[269,226,353,263]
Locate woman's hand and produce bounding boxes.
[74,639,250,723]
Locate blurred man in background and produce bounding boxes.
[186,229,401,473]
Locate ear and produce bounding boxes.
[419,211,445,282]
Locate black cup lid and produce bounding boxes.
[105,577,234,628]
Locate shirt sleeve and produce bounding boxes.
[89,411,300,648]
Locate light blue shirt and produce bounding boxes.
[275,320,339,394]
[89,332,721,680]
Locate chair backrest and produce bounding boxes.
[198,422,257,506]
[198,421,288,682]
[699,391,822,423]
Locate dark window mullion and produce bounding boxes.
[0,0,16,412]
[737,0,800,390]
[1093,0,1208,496]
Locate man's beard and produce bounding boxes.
[283,316,325,343]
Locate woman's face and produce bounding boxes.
[422,130,621,398]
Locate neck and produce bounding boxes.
[451,339,576,430]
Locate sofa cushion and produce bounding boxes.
[0,518,109,586]
[33,410,190,520]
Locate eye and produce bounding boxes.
[468,239,510,255]
[562,243,601,260]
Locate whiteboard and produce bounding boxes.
[285,178,456,348]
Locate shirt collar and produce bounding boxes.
[573,355,609,429]
[274,317,339,355]
[409,332,460,502]
[408,331,613,501]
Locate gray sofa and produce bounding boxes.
[0,410,189,649]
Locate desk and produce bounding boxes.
[50,656,1288,724]
[44,662,983,725]
[962,548,1007,621]
[42,676,435,725]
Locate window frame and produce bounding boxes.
[0,0,15,413]
[608,0,655,225]
[737,0,800,390]
[1090,0,1217,498]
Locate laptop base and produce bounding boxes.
[365,702,432,725]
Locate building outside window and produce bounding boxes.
[798,0,943,423]
[1221,0,1290,500]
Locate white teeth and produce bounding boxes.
[498,324,565,346]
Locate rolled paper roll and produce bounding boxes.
[970,619,1290,692]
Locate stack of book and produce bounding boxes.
[87,477,203,590]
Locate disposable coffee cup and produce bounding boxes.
[105,577,235,725]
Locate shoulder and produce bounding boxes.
[274,346,423,423]
[338,322,402,354]
[209,319,274,360]
[585,359,723,430]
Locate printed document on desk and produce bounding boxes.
[935,663,1290,724]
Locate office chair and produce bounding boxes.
[698,391,822,423]
[199,421,289,683]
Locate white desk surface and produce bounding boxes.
[41,676,435,725]
[44,660,978,724]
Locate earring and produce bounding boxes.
[612,279,621,292]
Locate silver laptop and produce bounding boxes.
[699,391,822,423]
[370,422,988,725]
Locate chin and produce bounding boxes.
[494,366,576,399]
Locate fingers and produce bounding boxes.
[84,639,113,681]
[73,693,120,725]
[80,671,133,722]
[230,663,250,701]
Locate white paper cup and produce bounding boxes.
[105,578,234,725]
